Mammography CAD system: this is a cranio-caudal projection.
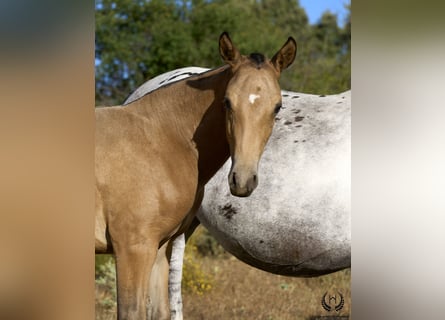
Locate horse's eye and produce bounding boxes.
[224,97,232,110]
[274,103,282,114]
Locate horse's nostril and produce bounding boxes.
[232,172,237,186]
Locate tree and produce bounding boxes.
[95,0,193,105]
[293,5,351,94]
[95,0,351,105]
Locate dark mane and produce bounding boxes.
[249,53,265,68]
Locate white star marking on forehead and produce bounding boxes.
[249,94,261,104]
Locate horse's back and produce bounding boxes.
[124,67,209,104]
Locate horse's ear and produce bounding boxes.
[271,37,297,74]
[219,32,241,67]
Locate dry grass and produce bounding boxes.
[182,256,350,320]
[96,227,350,320]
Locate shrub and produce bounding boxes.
[182,226,219,295]
[95,255,116,313]
[190,226,227,257]
[182,244,213,295]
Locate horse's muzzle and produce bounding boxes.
[228,171,258,197]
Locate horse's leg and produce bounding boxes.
[168,217,201,320]
[168,234,185,320]
[147,240,172,320]
[113,238,157,320]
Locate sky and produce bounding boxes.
[299,0,350,26]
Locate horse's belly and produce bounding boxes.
[198,173,350,277]
[198,168,350,276]
[95,184,111,253]
[95,230,109,253]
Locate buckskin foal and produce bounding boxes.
[95,32,296,320]
[126,67,350,320]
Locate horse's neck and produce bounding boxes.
[127,66,231,188]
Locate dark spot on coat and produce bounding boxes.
[221,203,237,220]
[282,94,289,97]
[294,116,304,122]
[293,109,301,114]
[294,140,299,143]
[319,94,326,97]
[259,240,264,244]
[292,96,300,99]
[284,121,292,125]
[337,101,342,104]
[295,124,302,128]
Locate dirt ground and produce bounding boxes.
[96,257,350,320]
[182,255,350,320]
